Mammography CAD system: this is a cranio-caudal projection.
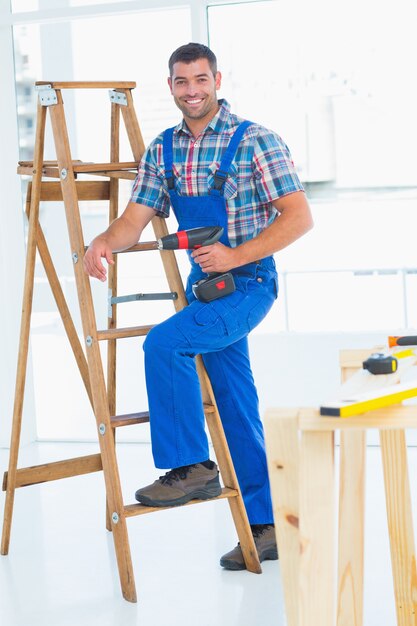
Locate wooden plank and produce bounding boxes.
[35,81,136,89]
[97,325,154,340]
[1,101,47,556]
[299,430,335,626]
[110,411,149,429]
[38,181,110,201]
[264,409,300,626]
[380,430,417,626]
[320,374,417,418]
[18,159,83,166]
[107,101,120,418]
[124,487,238,518]
[73,161,138,173]
[113,241,159,253]
[2,454,102,490]
[337,359,365,626]
[49,88,137,602]
[337,431,365,626]
[93,170,137,180]
[300,406,417,431]
[339,348,383,369]
[324,350,417,417]
[120,88,146,160]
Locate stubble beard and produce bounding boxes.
[174,94,218,121]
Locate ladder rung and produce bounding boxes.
[17,161,138,176]
[110,405,213,429]
[97,325,154,340]
[2,454,102,490]
[123,487,239,518]
[111,411,149,428]
[73,162,139,173]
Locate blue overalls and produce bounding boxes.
[143,121,278,524]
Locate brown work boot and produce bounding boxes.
[135,461,221,507]
[220,524,278,570]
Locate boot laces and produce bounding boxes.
[237,524,273,546]
[159,465,194,485]
[251,524,272,539]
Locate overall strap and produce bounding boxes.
[162,126,176,190]
[212,120,253,194]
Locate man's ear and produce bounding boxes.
[167,76,173,94]
[215,71,222,90]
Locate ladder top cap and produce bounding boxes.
[35,81,136,89]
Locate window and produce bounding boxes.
[12,5,191,440]
[208,0,417,331]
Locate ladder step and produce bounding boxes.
[110,404,214,429]
[35,81,136,89]
[97,325,154,340]
[2,454,102,490]
[73,162,139,173]
[123,487,239,518]
[111,411,149,428]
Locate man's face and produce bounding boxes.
[168,58,221,124]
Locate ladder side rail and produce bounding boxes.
[1,102,47,555]
[119,89,146,161]
[105,100,120,532]
[107,101,120,416]
[47,89,137,602]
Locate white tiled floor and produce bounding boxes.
[0,440,413,626]
[0,442,285,626]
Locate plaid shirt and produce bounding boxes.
[130,99,304,246]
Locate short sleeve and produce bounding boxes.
[129,139,170,218]
[252,128,304,204]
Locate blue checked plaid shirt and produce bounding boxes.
[130,99,304,247]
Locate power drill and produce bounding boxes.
[158,226,236,303]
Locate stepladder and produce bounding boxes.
[1,81,261,602]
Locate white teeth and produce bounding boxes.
[186,99,202,104]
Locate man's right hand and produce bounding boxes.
[83,236,114,282]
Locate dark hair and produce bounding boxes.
[168,42,217,77]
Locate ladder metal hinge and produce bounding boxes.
[108,90,127,106]
[35,84,58,106]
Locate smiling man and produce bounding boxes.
[84,42,313,570]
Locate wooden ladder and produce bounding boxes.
[1,81,261,602]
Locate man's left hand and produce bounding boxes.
[191,242,238,273]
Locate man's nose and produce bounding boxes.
[187,82,198,95]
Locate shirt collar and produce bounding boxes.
[175,99,232,137]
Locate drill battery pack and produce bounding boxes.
[192,272,236,303]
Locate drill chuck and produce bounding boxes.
[158,226,223,250]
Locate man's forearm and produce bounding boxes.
[191,191,313,274]
[94,214,141,252]
[234,201,313,267]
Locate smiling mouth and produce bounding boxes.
[185,98,203,105]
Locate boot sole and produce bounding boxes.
[136,482,222,507]
[220,547,278,571]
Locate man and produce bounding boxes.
[84,42,313,570]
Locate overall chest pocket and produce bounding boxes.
[208,162,238,200]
